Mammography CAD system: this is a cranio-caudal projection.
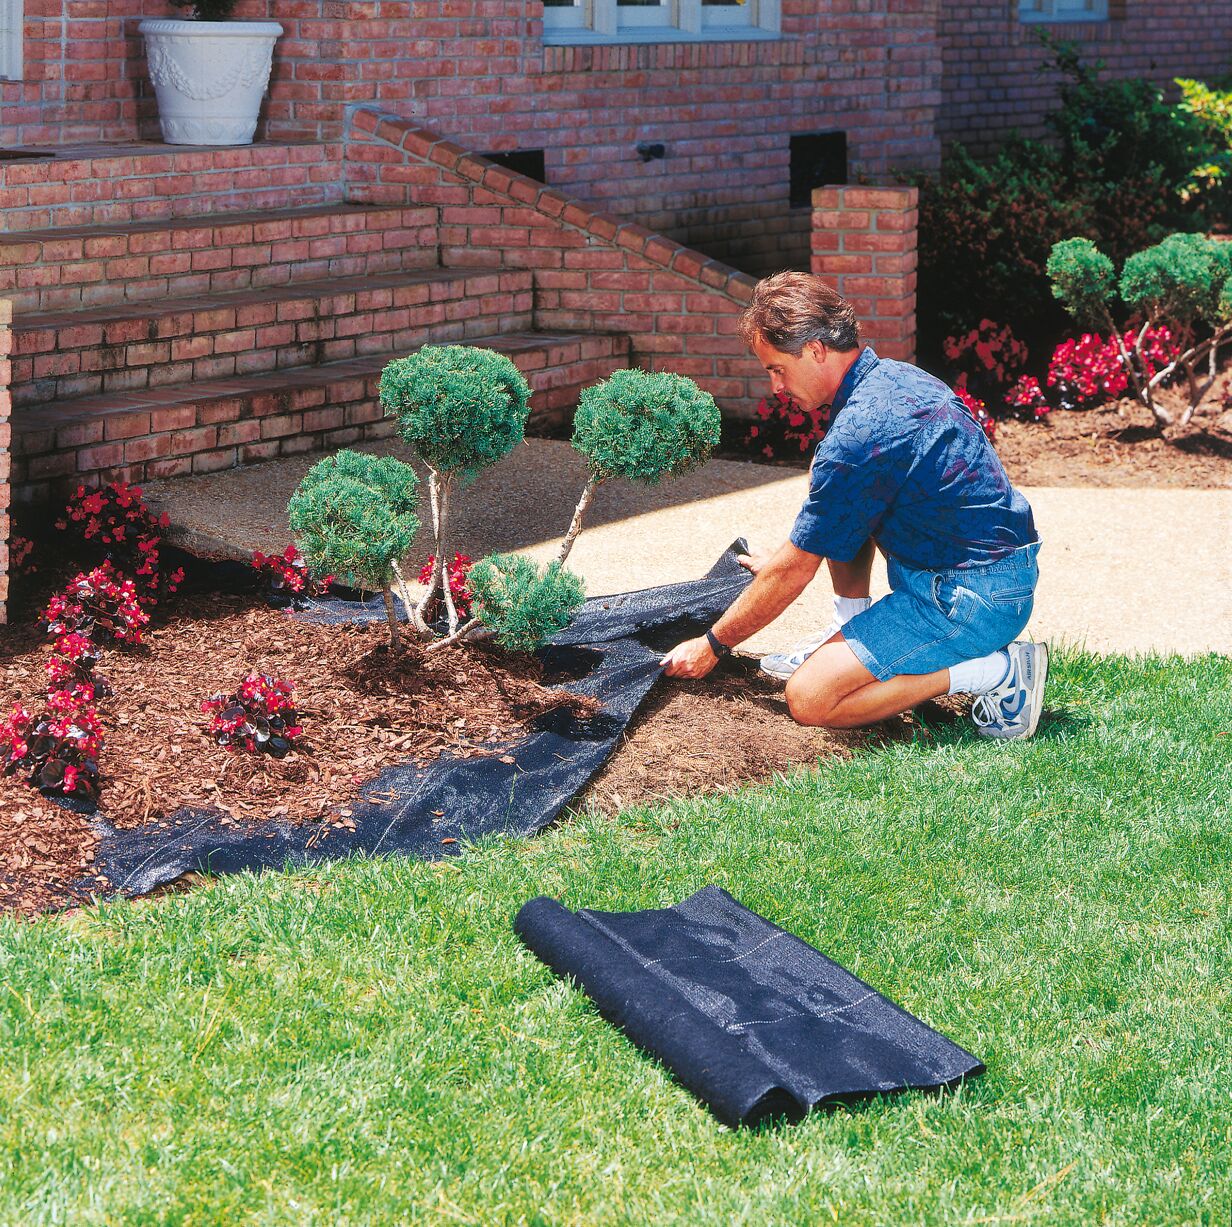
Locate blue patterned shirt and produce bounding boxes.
[790,347,1037,570]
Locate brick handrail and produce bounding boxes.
[348,106,757,306]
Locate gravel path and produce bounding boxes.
[146,439,1232,659]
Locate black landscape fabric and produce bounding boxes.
[515,886,985,1128]
[84,544,753,899]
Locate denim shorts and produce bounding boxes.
[842,541,1041,681]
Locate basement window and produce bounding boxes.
[542,0,780,44]
[0,0,22,80]
[789,132,848,209]
[482,149,548,183]
[1019,0,1108,22]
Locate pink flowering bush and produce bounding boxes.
[954,385,998,443]
[0,690,103,801]
[202,673,302,759]
[943,319,1030,399]
[43,564,150,646]
[55,481,184,606]
[252,544,334,605]
[418,552,474,619]
[1004,375,1051,421]
[743,393,831,460]
[45,632,112,700]
[1046,326,1179,411]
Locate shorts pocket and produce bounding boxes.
[988,584,1035,606]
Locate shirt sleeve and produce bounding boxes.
[789,417,917,563]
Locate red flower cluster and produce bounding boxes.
[252,544,333,603]
[202,673,302,759]
[1004,375,1051,421]
[45,632,111,700]
[43,563,150,646]
[1045,327,1177,411]
[943,320,1029,390]
[419,553,474,618]
[954,385,997,443]
[0,689,103,800]
[56,481,184,605]
[10,536,36,576]
[744,393,830,460]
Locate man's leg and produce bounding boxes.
[784,636,949,729]
[760,539,876,681]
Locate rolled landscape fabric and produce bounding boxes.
[514,885,984,1128]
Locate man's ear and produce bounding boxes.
[802,339,828,365]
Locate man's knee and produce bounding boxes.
[785,673,839,728]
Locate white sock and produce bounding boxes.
[834,595,871,624]
[948,649,1010,696]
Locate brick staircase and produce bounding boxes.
[1,121,780,520]
[2,140,634,506]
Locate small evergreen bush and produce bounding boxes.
[557,369,720,564]
[379,344,532,631]
[572,369,721,483]
[288,451,420,647]
[468,555,585,653]
[380,345,531,476]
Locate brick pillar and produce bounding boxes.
[0,300,9,623]
[811,186,919,363]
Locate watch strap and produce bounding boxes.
[705,628,730,657]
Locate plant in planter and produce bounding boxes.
[202,673,302,759]
[559,368,722,564]
[379,345,532,636]
[288,451,421,650]
[1047,233,1232,428]
[138,0,283,147]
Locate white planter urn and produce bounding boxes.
[138,19,283,146]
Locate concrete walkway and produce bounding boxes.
[145,438,1232,659]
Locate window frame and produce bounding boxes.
[1018,0,1109,23]
[0,0,22,81]
[542,0,780,44]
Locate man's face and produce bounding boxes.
[751,336,838,411]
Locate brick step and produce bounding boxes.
[0,203,439,314]
[0,140,343,233]
[12,330,632,504]
[10,268,534,408]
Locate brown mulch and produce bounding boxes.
[0,590,596,915]
[580,655,965,815]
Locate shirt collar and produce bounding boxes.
[829,345,879,416]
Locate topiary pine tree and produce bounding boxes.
[559,368,721,564]
[379,345,531,634]
[465,555,585,653]
[288,450,420,649]
[1047,232,1232,429]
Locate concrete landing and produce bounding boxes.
[143,439,1232,659]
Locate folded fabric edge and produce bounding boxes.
[514,895,804,1128]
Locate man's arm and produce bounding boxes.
[660,541,823,678]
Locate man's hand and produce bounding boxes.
[737,547,772,576]
[660,636,719,679]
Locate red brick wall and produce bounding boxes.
[0,300,10,623]
[938,2,1232,152]
[811,186,918,363]
[6,0,943,277]
[347,108,772,417]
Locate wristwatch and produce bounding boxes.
[705,628,731,657]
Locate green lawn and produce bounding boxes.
[0,652,1229,1225]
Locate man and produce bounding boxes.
[661,271,1047,740]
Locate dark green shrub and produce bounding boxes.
[467,555,585,653]
[380,344,531,476]
[572,369,720,483]
[557,368,721,565]
[288,451,420,647]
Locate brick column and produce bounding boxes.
[0,300,10,623]
[811,186,919,363]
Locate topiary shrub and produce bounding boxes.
[559,369,721,564]
[380,345,531,634]
[1047,232,1232,428]
[288,450,421,648]
[467,555,586,653]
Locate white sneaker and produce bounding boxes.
[971,641,1049,740]
[759,623,841,682]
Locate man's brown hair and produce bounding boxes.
[738,271,861,355]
